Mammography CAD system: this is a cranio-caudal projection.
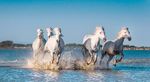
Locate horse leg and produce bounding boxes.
[56,53,61,65]
[116,52,124,63]
[99,51,105,65]
[106,55,113,69]
[33,51,38,58]
[51,52,54,64]
[112,56,117,66]
[119,52,124,62]
[87,50,93,65]
[93,52,98,65]
[33,52,36,59]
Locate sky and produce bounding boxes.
[0,0,150,46]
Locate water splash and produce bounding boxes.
[26,46,116,70]
[26,51,60,70]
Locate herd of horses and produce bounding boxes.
[32,26,131,70]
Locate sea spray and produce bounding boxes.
[27,46,115,70]
[27,51,60,70]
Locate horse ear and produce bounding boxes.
[54,27,61,32]
[121,26,128,30]
[46,27,52,32]
[102,26,104,31]
[37,28,43,33]
[96,26,104,31]
[59,28,62,33]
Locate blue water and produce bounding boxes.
[0,49,150,82]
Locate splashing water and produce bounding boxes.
[26,46,115,70]
[1,49,150,81]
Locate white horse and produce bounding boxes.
[32,29,46,59]
[44,27,64,64]
[100,27,131,68]
[83,26,106,65]
[44,27,53,52]
[83,26,106,45]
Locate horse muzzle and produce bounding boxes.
[128,37,131,41]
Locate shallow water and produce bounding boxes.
[0,49,150,82]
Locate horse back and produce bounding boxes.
[103,41,116,55]
[83,39,92,51]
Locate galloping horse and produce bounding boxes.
[32,29,46,60]
[100,27,131,68]
[44,27,53,52]
[83,26,106,65]
[44,27,64,64]
[52,27,65,64]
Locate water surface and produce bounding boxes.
[0,49,150,82]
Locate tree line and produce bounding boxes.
[0,40,149,50]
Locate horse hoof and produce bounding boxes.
[56,61,59,65]
[86,60,91,65]
[87,62,90,65]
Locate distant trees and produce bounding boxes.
[0,40,32,48]
[0,40,13,48]
[0,41,149,50]
[65,43,83,47]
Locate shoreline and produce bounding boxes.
[0,40,150,50]
[0,45,150,51]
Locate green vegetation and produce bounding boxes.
[0,40,149,50]
[0,40,31,49]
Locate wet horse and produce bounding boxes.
[44,27,64,65]
[32,29,46,60]
[52,27,65,64]
[44,27,53,52]
[83,26,106,65]
[100,27,131,68]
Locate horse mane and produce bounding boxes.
[116,30,122,39]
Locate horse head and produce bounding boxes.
[94,26,107,42]
[37,28,44,39]
[46,27,53,38]
[53,27,63,37]
[117,27,131,41]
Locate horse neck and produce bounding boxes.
[34,37,44,50]
[48,35,52,38]
[55,34,61,41]
[92,34,100,45]
[114,37,124,49]
[37,37,44,43]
